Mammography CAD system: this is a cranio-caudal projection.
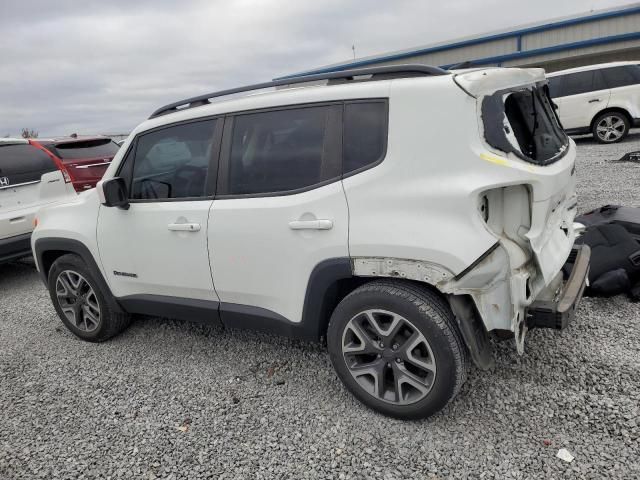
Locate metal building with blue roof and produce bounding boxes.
[278,3,640,79]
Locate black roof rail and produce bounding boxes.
[148,64,448,119]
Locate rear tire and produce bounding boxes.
[48,254,131,342]
[327,280,468,419]
[592,112,630,144]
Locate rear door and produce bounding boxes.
[48,138,120,191]
[0,142,71,240]
[550,70,610,130]
[601,65,640,114]
[209,104,349,325]
[97,118,222,303]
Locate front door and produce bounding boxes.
[97,118,222,303]
[209,104,349,324]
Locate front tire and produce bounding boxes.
[327,280,468,419]
[48,254,131,342]
[592,112,630,144]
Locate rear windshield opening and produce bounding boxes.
[482,85,568,166]
[50,139,119,161]
[503,88,567,163]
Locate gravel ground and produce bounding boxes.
[1,132,640,480]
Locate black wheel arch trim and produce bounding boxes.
[34,237,126,314]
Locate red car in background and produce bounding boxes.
[30,136,120,192]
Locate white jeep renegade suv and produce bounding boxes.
[32,65,589,419]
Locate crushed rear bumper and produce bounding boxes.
[526,244,590,330]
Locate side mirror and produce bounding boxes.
[98,177,130,210]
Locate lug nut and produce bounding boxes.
[392,343,399,350]
[395,358,402,363]
[378,342,384,348]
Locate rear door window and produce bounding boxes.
[222,105,340,196]
[548,71,607,98]
[0,143,58,186]
[557,71,598,97]
[601,65,640,89]
[50,139,120,161]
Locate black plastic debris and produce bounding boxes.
[613,151,640,163]
[574,205,640,300]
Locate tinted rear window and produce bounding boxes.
[601,65,640,89]
[51,139,120,161]
[548,70,607,98]
[343,102,387,175]
[0,144,58,186]
[225,106,335,195]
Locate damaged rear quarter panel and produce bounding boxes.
[344,73,578,343]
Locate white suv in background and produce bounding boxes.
[0,138,76,264]
[547,61,640,143]
[31,65,589,419]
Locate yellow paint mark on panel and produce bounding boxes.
[480,152,509,166]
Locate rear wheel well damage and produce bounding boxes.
[347,257,497,369]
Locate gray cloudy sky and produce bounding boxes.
[0,0,633,136]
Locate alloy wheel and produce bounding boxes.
[55,270,101,332]
[596,115,626,142]
[341,309,437,405]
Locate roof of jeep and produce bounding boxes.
[546,61,640,77]
[138,74,433,133]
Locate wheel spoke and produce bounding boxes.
[343,320,380,354]
[61,305,77,324]
[351,364,383,397]
[393,363,432,401]
[83,304,100,327]
[400,333,435,373]
[67,272,83,292]
[364,310,402,339]
[57,274,77,297]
